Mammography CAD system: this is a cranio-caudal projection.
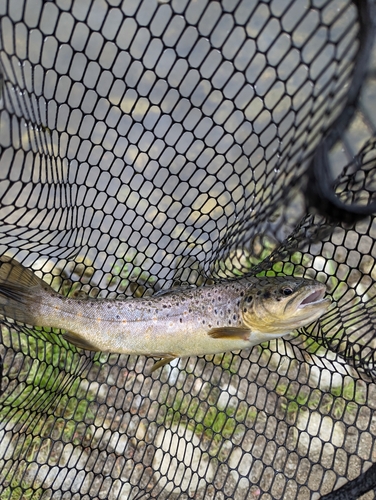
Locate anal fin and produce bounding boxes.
[207,327,251,340]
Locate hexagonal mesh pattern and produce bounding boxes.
[0,1,376,499]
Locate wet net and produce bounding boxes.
[1,0,376,499]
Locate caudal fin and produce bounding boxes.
[0,256,49,325]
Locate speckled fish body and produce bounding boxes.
[0,256,330,371]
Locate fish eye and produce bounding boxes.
[281,287,293,296]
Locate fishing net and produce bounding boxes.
[1,0,376,498]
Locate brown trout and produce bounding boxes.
[0,256,330,371]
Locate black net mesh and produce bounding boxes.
[1,0,376,499]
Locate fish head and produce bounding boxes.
[241,276,331,334]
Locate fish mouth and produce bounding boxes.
[298,288,326,308]
[284,284,331,327]
[282,284,331,317]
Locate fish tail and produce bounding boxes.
[0,256,52,325]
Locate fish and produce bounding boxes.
[0,256,331,372]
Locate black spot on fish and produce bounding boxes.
[246,296,253,303]
[243,308,247,313]
[263,291,271,299]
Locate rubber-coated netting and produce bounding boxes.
[1,0,376,499]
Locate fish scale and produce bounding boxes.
[0,256,331,372]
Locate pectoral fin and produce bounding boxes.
[63,331,100,351]
[207,327,251,340]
